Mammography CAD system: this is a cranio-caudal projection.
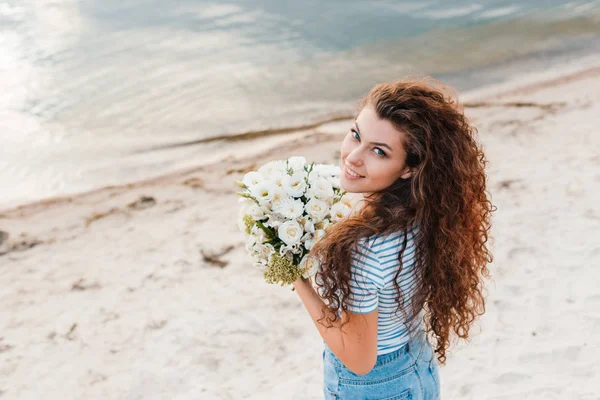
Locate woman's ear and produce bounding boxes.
[400,168,412,180]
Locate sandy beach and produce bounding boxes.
[1,58,600,399]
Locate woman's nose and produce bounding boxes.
[346,148,363,166]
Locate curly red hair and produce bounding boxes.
[310,78,495,364]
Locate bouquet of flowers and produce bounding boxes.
[235,156,355,286]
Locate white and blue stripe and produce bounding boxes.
[344,227,421,355]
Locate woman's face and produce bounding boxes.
[340,105,412,195]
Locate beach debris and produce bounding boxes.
[88,370,108,385]
[0,337,13,353]
[85,207,129,227]
[101,311,119,323]
[147,320,167,330]
[497,179,521,190]
[0,233,43,257]
[65,323,78,340]
[127,196,156,210]
[165,201,186,214]
[200,245,235,268]
[71,278,102,291]
[183,177,205,188]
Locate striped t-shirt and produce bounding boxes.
[343,227,421,355]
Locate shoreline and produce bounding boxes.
[3,55,600,217]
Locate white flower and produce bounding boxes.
[250,181,277,204]
[249,204,265,220]
[305,238,315,250]
[273,197,304,220]
[313,229,327,242]
[287,156,306,174]
[242,171,265,189]
[239,199,265,220]
[254,242,275,260]
[340,193,360,209]
[270,187,289,210]
[277,220,303,246]
[303,219,315,233]
[307,177,334,200]
[313,164,341,177]
[250,224,268,242]
[327,175,341,189]
[271,171,286,189]
[299,254,321,279]
[330,202,351,222]
[258,160,287,177]
[306,198,329,221]
[282,173,307,198]
[280,243,302,257]
[265,214,285,230]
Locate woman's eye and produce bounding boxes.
[351,129,386,157]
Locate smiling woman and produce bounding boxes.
[291,78,494,399]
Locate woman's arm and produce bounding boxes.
[292,277,378,375]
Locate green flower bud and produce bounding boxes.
[263,253,301,286]
[243,214,254,235]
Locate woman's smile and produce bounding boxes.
[344,165,365,180]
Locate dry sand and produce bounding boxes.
[1,59,599,399]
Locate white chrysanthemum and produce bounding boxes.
[277,220,303,246]
[282,173,307,197]
[258,160,287,177]
[287,156,306,174]
[249,181,277,204]
[330,202,351,222]
[299,254,321,279]
[306,198,329,221]
[307,177,334,200]
[242,171,265,189]
[274,197,304,220]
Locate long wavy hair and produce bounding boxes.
[310,78,495,364]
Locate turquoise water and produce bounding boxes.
[1,0,599,209]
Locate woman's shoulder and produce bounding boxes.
[361,225,419,258]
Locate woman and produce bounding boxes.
[292,79,494,399]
